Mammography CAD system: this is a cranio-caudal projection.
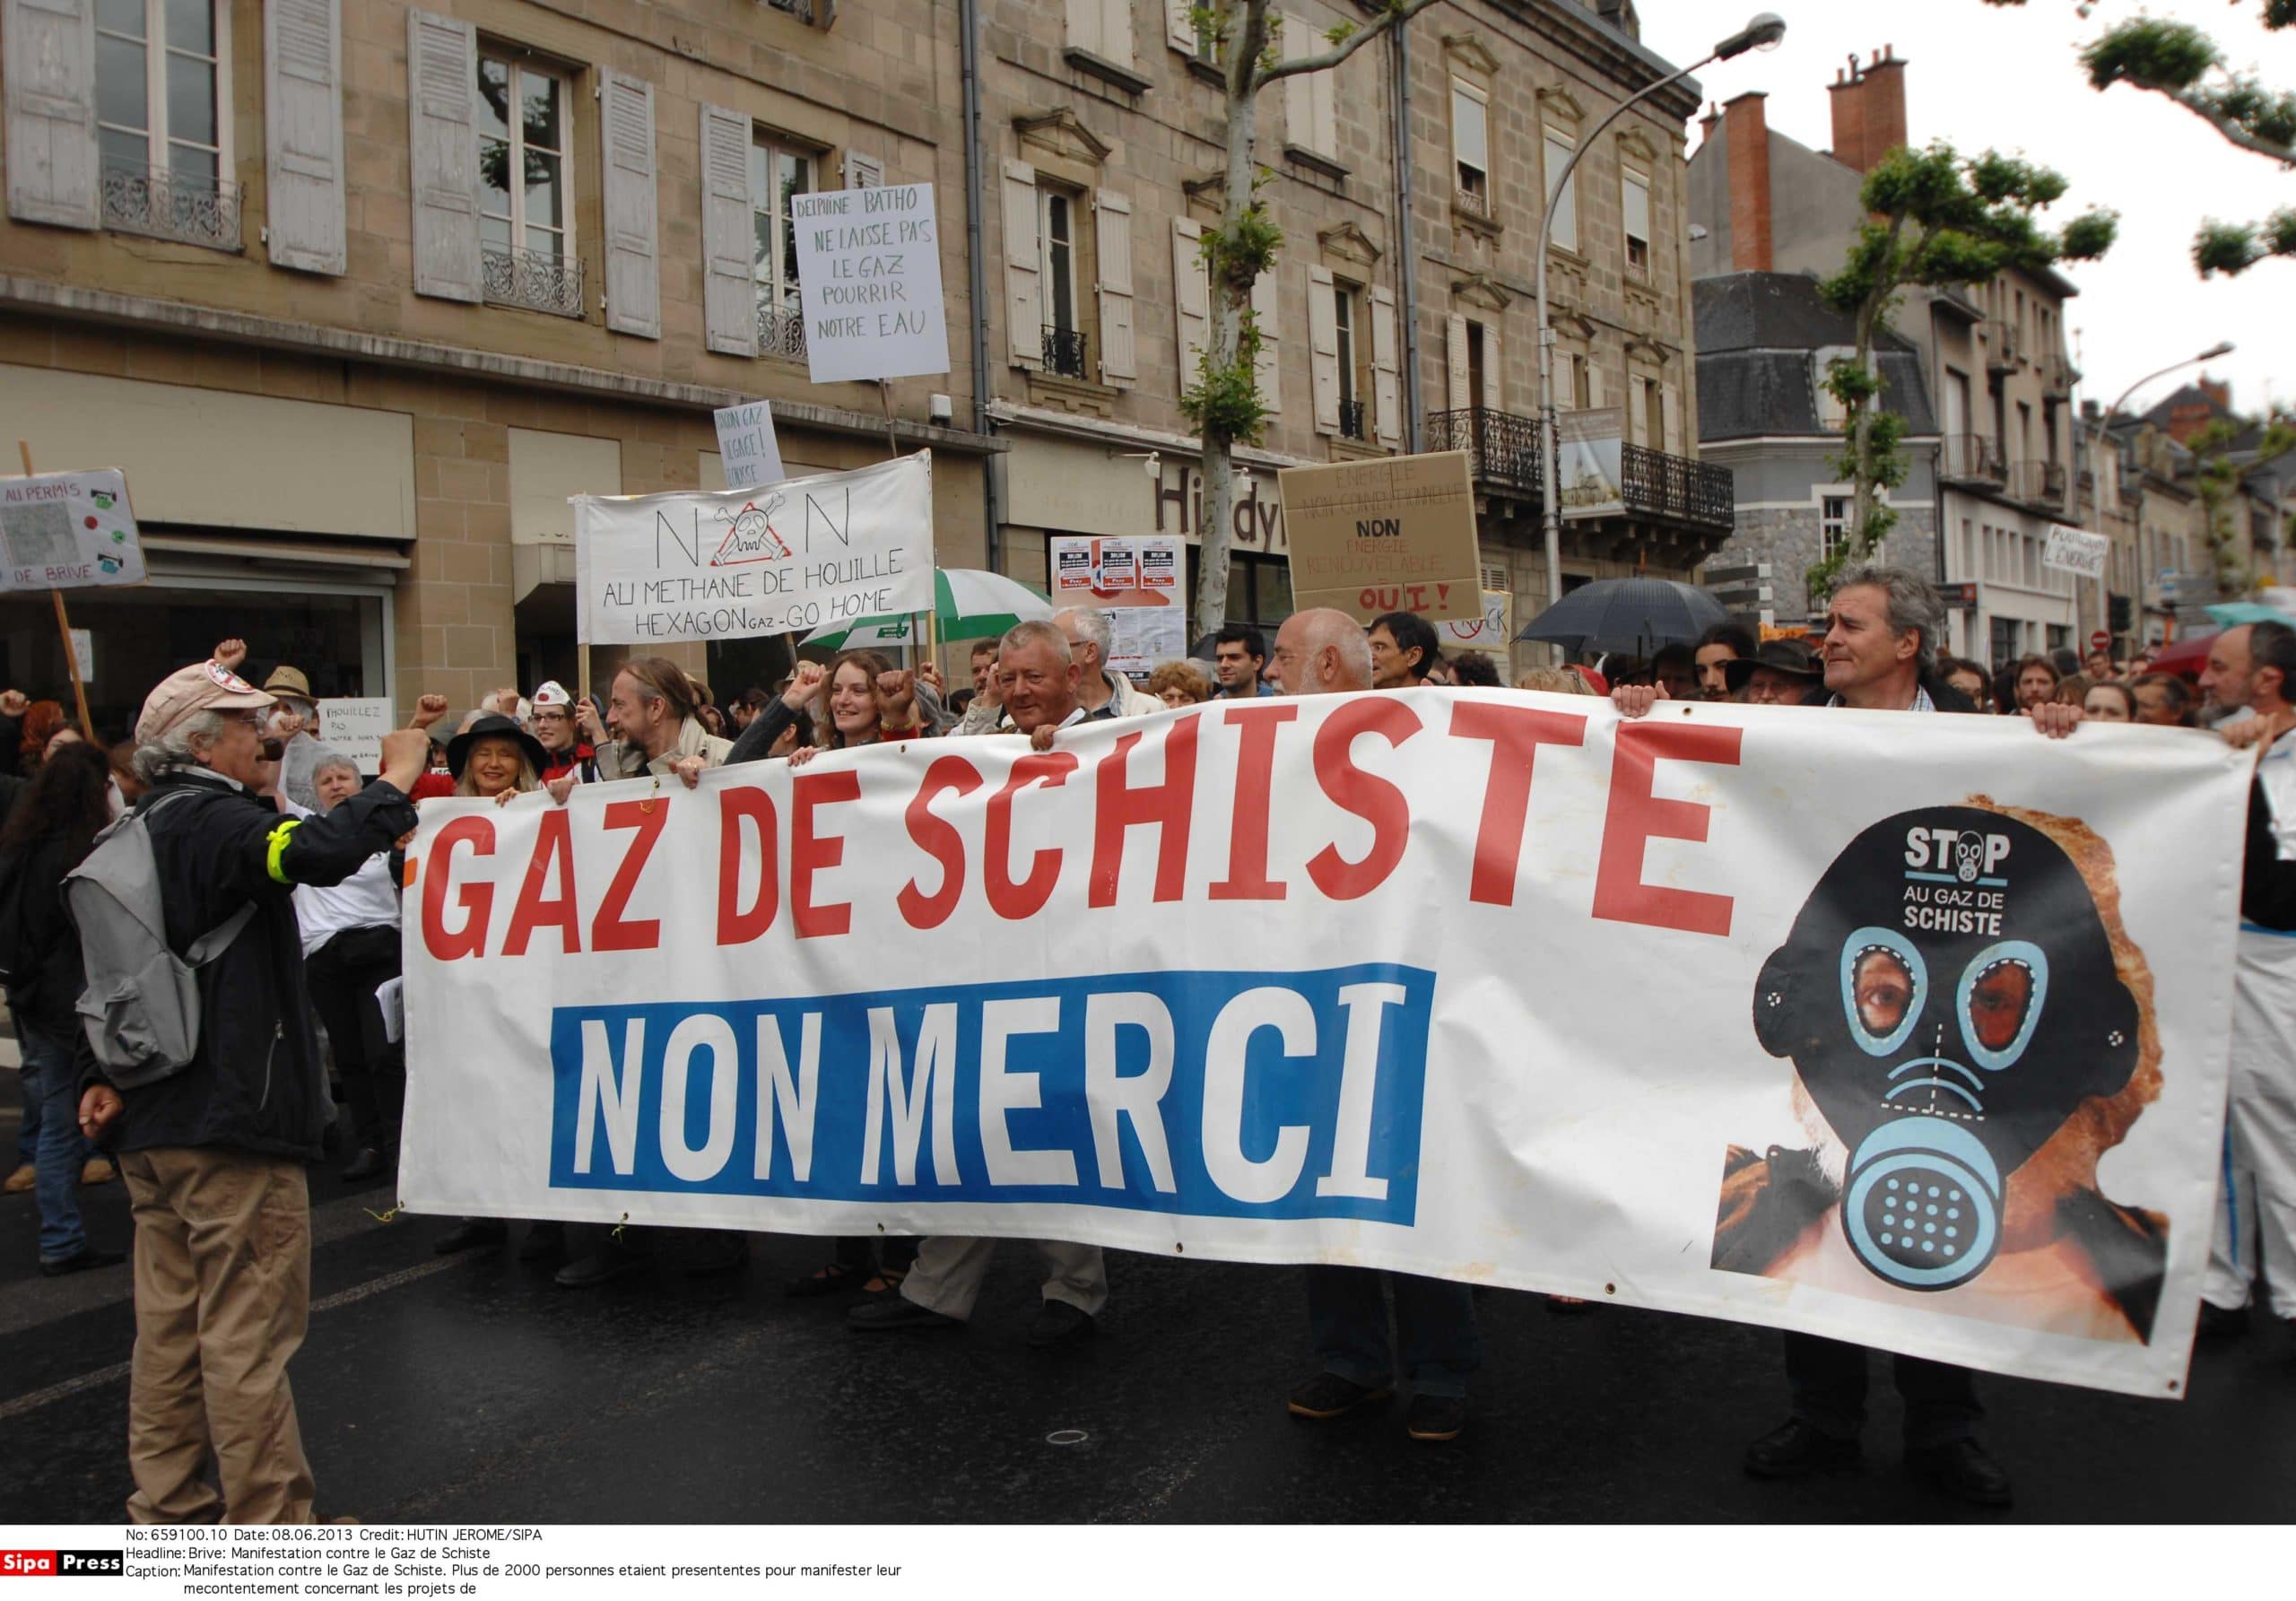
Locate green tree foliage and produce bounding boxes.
[1985,2,2295,275]
[2187,411,2296,596]
[1807,144,2116,601]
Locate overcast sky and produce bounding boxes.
[1631,0,2293,418]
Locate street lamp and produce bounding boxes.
[1535,14,1787,613]
[2069,340,2235,644]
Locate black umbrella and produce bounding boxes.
[1513,577,1730,656]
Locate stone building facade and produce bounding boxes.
[0,0,992,729]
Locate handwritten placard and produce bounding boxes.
[712,401,787,490]
[0,468,146,593]
[788,184,952,383]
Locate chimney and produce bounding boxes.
[1698,100,1722,147]
[1861,47,1909,165]
[2199,376,2231,411]
[1829,46,1909,174]
[1723,91,1772,273]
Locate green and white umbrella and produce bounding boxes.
[802,567,1054,650]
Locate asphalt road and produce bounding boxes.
[3,1096,2291,1523]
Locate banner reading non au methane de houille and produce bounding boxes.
[398,689,2250,1399]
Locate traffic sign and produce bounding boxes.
[2090,630,2111,654]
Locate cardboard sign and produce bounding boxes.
[574,454,934,645]
[0,468,146,592]
[1051,534,1187,674]
[1439,591,1514,657]
[788,184,952,384]
[711,401,786,490]
[1558,409,1625,520]
[1278,452,1481,623]
[2044,523,2110,580]
[319,698,395,774]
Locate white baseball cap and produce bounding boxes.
[532,681,573,709]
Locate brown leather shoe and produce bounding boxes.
[80,1157,117,1187]
[2,1162,33,1195]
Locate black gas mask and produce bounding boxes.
[1752,806,2137,1292]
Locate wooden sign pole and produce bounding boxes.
[15,439,96,739]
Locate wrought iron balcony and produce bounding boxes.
[482,245,583,318]
[1042,324,1089,379]
[1425,407,1735,536]
[1940,432,2007,483]
[758,299,807,361]
[100,161,239,251]
[764,0,815,21]
[1339,399,1367,440]
[1454,186,1492,221]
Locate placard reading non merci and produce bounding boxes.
[572,454,934,646]
[788,183,952,384]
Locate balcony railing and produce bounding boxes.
[100,161,239,251]
[1425,407,1735,535]
[758,299,806,361]
[764,0,814,20]
[482,245,583,318]
[1941,433,2007,483]
[1042,324,1089,379]
[1454,186,1492,221]
[1338,399,1367,440]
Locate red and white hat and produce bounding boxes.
[531,680,573,709]
[135,659,277,745]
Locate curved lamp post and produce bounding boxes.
[1535,12,1787,611]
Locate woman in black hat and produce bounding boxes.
[446,714,547,803]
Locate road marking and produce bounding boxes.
[0,1255,465,1424]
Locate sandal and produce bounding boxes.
[784,1261,868,1298]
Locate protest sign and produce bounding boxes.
[1279,453,1480,623]
[319,698,394,773]
[1558,408,1625,519]
[1052,534,1186,674]
[712,401,786,490]
[574,454,933,645]
[789,183,952,384]
[0,468,146,592]
[2044,523,2111,580]
[1439,591,1513,657]
[402,692,2247,1399]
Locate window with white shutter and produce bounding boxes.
[92,0,236,247]
[699,103,753,357]
[6,0,101,229]
[1445,312,1470,412]
[1480,322,1503,413]
[406,9,480,303]
[1094,190,1136,387]
[1307,264,1340,435]
[265,0,344,274]
[1172,216,1208,394]
[1369,284,1400,446]
[474,41,583,315]
[843,150,883,188]
[1065,0,1134,70]
[1283,15,1337,161]
[1622,167,1650,277]
[1544,128,1578,252]
[1165,0,1200,55]
[1662,385,1683,456]
[1451,82,1488,215]
[1002,158,1041,370]
[752,134,814,361]
[599,70,659,337]
[1627,373,1649,446]
[1252,264,1281,413]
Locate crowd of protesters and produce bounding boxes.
[4,562,2293,1522]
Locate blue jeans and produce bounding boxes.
[1305,1266,1480,1398]
[20,1022,89,1263]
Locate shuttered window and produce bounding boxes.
[95,0,227,189]
[751,135,813,359]
[477,50,571,266]
[1451,82,1487,209]
[1622,167,1650,275]
[265,0,345,274]
[1544,129,1577,252]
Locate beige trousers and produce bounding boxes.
[119,1147,316,1525]
[900,1236,1108,1321]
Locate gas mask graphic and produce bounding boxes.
[1752,806,2138,1292]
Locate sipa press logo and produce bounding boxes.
[1,1550,126,1578]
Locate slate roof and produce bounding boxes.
[1693,273,1938,441]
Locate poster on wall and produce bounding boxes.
[0,468,147,592]
[1051,534,1186,674]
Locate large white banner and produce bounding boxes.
[573,454,932,646]
[400,691,2249,1398]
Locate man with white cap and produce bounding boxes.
[77,655,428,1524]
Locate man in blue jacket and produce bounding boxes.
[79,657,427,1525]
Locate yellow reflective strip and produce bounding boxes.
[265,819,300,884]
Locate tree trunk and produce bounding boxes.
[1848,294,1882,549]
